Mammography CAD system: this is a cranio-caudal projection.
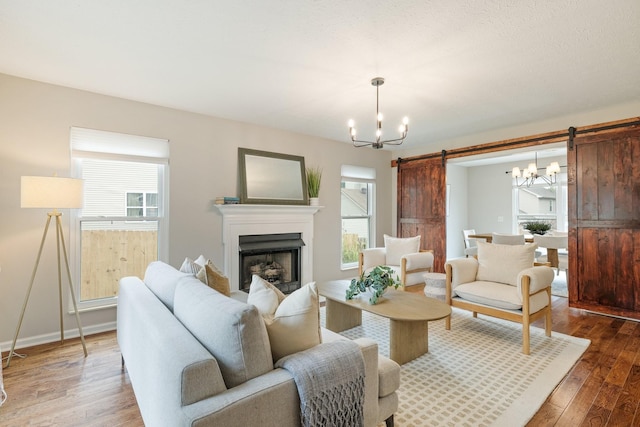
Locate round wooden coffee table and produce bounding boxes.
[318,280,451,364]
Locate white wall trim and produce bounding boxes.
[1,321,116,353]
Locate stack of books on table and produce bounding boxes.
[215,196,240,205]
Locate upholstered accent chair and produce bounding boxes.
[445,241,554,355]
[359,234,434,291]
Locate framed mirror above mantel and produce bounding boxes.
[238,148,308,205]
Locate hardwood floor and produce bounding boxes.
[2,294,639,426]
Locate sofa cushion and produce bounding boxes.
[173,279,273,389]
[248,276,322,362]
[384,234,420,266]
[144,261,193,311]
[476,241,537,286]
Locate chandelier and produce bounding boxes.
[348,77,409,149]
[511,153,561,187]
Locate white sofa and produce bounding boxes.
[117,261,400,427]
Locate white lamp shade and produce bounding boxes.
[21,176,84,209]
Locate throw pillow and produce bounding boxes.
[476,241,537,286]
[179,257,202,275]
[197,262,231,297]
[247,275,321,362]
[384,234,421,266]
[180,256,231,297]
[247,274,286,315]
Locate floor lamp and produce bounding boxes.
[5,176,88,368]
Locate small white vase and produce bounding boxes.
[309,197,319,206]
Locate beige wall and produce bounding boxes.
[0,73,393,348]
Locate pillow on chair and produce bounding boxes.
[476,241,537,286]
[384,234,421,265]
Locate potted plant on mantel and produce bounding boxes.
[522,220,552,235]
[306,166,322,206]
[346,266,402,305]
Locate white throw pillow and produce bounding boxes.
[247,274,286,315]
[247,276,321,362]
[179,257,202,275]
[476,241,537,286]
[384,234,421,266]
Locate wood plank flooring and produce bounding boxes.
[2,294,639,426]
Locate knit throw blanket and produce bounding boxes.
[275,340,365,427]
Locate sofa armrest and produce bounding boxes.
[321,329,399,427]
[117,277,228,426]
[181,369,301,427]
[359,248,387,274]
[517,266,554,295]
[445,257,479,294]
[402,250,434,271]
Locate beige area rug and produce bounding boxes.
[321,307,589,427]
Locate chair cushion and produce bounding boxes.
[173,279,273,389]
[454,280,523,310]
[454,280,550,313]
[247,276,322,362]
[384,234,420,265]
[476,241,536,286]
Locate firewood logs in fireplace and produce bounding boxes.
[249,261,285,284]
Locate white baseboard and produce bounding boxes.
[0,321,116,353]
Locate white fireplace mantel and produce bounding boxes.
[215,204,322,291]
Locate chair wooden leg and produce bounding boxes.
[385,415,394,427]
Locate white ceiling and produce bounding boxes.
[1,1,638,152]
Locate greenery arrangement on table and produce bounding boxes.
[522,220,552,235]
[345,265,402,305]
[306,166,322,198]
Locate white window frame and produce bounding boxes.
[125,191,159,217]
[341,165,376,270]
[70,127,170,311]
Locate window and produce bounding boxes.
[71,127,169,310]
[126,192,158,217]
[341,165,376,269]
[513,173,568,232]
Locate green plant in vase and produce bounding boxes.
[306,166,322,198]
[346,265,402,305]
[522,220,552,235]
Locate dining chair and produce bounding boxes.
[533,234,568,276]
[491,233,525,245]
[462,229,479,257]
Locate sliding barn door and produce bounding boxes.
[568,126,640,319]
[397,157,446,273]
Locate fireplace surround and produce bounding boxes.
[215,204,321,292]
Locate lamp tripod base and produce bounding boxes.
[5,212,88,368]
